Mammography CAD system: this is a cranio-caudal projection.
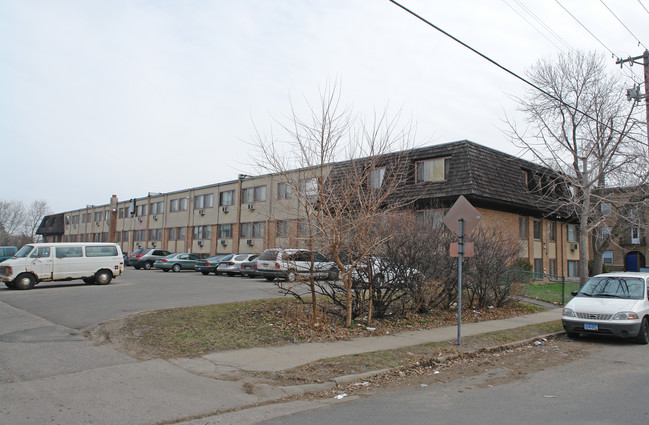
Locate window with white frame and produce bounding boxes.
[416,157,449,183]
[193,225,211,240]
[169,199,178,212]
[369,167,385,189]
[240,222,252,238]
[277,182,291,199]
[241,188,254,203]
[220,190,235,206]
[631,227,641,244]
[195,194,214,209]
[603,251,614,264]
[252,222,265,238]
[150,201,164,215]
[277,220,290,238]
[179,198,189,211]
[567,260,579,277]
[219,223,233,239]
[254,186,266,202]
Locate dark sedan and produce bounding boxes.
[153,253,200,272]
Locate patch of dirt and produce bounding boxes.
[297,336,587,399]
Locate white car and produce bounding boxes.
[256,248,338,282]
[562,272,649,344]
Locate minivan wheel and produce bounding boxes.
[143,262,153,270]
[635,318,649,345]
[95,270,113,285]
[171,264,181,273]
[14,273,36,290]
[285,271,297,282]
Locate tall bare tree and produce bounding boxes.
[254,83,415,327]
[506,51,647,285]
[0,199,51,245]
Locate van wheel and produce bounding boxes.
[285,271,297,282]
[143,262,153,270]
[171,264,181,273]
[95,270,113,285]
[635,318,649,345]
[14,273,36,290]
[4,281,15,289]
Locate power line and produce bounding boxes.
[387,0,642,144]
[513,0,574,51]
[555,0,616,57]
[639,0,649,17]
[502,0,569,52]
[600,0,648,50]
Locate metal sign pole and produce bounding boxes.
[457,218,464,345]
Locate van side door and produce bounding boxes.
[29,247,53,281]
[53,246,85,280]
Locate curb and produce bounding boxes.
[275,331,567,397]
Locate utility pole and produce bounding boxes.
[616,50,649,153]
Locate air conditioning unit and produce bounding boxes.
[199,209,205,216]
[95,222,100,226]
[571,243,578,251]
[151,242,156,247]
[222,206,229,213]
[197,240,204,247]
[246,239,254,246]
[220,239,227,246]
[152,215,158,221]
[247,204,255,210]
[138,217,143,222]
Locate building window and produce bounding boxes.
[416,210,445,228]
[547,221,556,241]
[168,228,176,241]
[533,220,542,240]
[567,260,579,278]
[122,231,128,242]
[149,229,162,241]
[416,157,449,183]
[242,186,267,203]
[179,198,189,211]
[252,222,265,238]
[193,225,211,240]
[567,225,579,242]
[94,211,102,222]
[169,199,178,212]
[220,190,235,206]
[219,224,233,239]
[277,183,291,199]
[299,178,318,196]
[177,227,186,241]
[534,259,543,279]
[519,217,528,240]
[601,203,612,216]
[548,259,556,276]
[277,220,290,238]
[136,205,148,216]
[601,227,611,240]
[369,167,385,189]
[241,188,253,204]
[195,194,214,209]
[631,227,641,244]
[118,208,124,219]
[603,251,614,264]
[240,223,252,238]
[150,201,164,215]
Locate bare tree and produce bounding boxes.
[25,200,51,241]
[0,199,50,245]
[254,82,415,327]
[506,51,647,285]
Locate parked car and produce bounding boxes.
[0,246,18,263]
[194,254,229,275]
[0,243,123,289]
[217,253,259,276]
[349,257,422,286]
[256,248,338,282]
[240,258,259,278]
[129,248,172,270]
[562,272,649,344]
[153,253,200,272]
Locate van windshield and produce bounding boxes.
[14,245,34,258]
[578,277,645,300]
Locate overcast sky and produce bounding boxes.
[2,0,648,213]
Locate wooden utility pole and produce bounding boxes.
[616,50,649,152]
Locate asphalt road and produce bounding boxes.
[257,338,649,425]
[0,267,282,329]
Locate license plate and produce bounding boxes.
[584,323,598,331]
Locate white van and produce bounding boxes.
[0,243,124,290]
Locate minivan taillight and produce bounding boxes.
[275,262,280,269]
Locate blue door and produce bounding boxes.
[626,253,639,272]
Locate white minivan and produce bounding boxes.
[562,272,649,344]
[0,243,124,290]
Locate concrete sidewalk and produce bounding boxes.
[199,308,562,372]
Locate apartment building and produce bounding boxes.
[37,140,587,277]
